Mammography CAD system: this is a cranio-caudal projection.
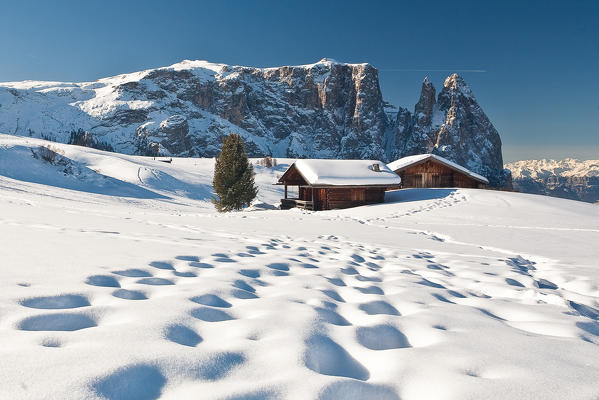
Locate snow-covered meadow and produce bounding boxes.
[1,134,599,400]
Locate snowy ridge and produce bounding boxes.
[506,158,599,203]
[506,158,599,179]
[1,135,599,399]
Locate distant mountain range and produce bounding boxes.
[0,58,510,187]
[506,159,599,203]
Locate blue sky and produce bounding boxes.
[1,0,597,162]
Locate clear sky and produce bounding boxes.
[1,0,597,162]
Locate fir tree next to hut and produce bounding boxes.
[212,134,258,212]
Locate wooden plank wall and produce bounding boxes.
[399,160,483,189]
[323,188,386,210]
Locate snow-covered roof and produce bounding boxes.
[387,154,489,184]
[280,159,401,186]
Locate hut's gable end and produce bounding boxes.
[400,160,456,188]
[397,159,486,188]
[278,164,308,186]
[388,154,488,186]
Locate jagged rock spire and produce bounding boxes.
[390,73,510,187]
[414,77,436,128]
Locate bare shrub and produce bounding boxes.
[257,156,277,168]
[42,146,63,164]
[31,145,68,166]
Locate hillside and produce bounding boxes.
[0,59,508,187]
[506,158,599,203]
[1,135,598,399]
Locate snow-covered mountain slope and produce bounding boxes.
[1,135,598,400]
[0,59,508,187]
[506,158,599,203]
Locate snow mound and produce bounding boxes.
[1,135,599,399]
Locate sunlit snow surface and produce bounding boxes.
[1,134,599,400]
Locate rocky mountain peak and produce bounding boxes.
[391,73,510,187]
[442,73,473,97]
[414,77,437,127]
[317,57,339,64]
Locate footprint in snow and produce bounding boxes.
[359,301,400,316]
[351,254,366,263]
[231,289,258,299]
[190,351,246,381]
[431,293,455,304]
[246,246,266,255]
[239,269,260,278]
[164,323,202,347]
[354,285,384,295]
[304,334,369,381]
[356,324,411,350]
[340,266,359,275]
[173,271,197,278]
[91,363,166,400]
[505,278,525,287]
[233,280,255,293]
[191,294,232,308]
[175,255,200,262]
[355,275,382,283]
[322,289,345,303]
[112,268,153,278]
[315,307,351,326]
[149,261,174,270]
[136,278,174,286]
[266,262,289,271]
[417,278,446,289]
[318,380,399,400]
[18,312,98,331]
[447,290,467,298]
[20,294,90,309]
[85,275,120,288]
[191,307,235,322]
[40,337,62,348]
[112,289,148,300]
[224,389,279,400]
[325,277,346,287]
[536,279,558,290]
[189,262,214,269]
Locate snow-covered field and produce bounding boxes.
[1,134,599,400]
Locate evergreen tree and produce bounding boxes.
[212,134,258,212]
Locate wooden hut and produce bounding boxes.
[387,154,488,189]
[277,159,401,211]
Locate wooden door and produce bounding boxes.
[351,189,366,202]
[318,188,327,210]
[431,174,441,187]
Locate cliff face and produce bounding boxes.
[391,74,510,187]
[506,159,599,203]
[0,58,510,187]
